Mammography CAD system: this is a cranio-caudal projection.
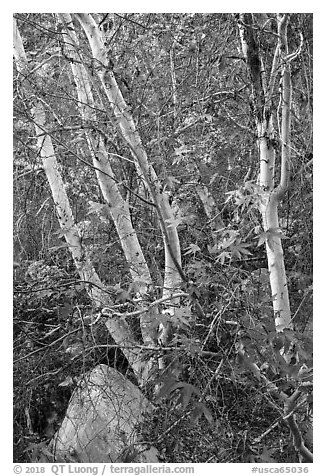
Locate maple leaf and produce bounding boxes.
[184,243,201,255]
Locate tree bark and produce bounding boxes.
[237,13,312,462]
[13,17,147,384]
[75,13,183,355]
[237,13,292,331]
[59,14,156,355]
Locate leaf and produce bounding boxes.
[258,446,277,463]
[65,343,83,357]
[221,234,238,250]
[176,382,201,409]
[225,189,237,202]
[209,172,220,185]
[155,378,201,410]
[187,283,201,299]
[191,401,214,424]
[216,251,231,264]
[171,307,191,328]
[120,445,138,463]
[257,228,288,249]
[87,201,106,215]
[207,243,219,255]
[115,288,131,303]
[198,402,214,424]
[27,441,52,462]
[184,244,201,255]
[128,280,148,294]
[257,232,268,247]
[231,242,252,259]
[54,227,67,239]
[282,328,296,340]
[71,133,85,145]
[59,376,74,387]
[165,217,184,228]
[178,385,192,409]
[268,227,288,240]
[154,376,179,402]
[48,243,70,251]
[174,144,191,157]
[273,335,285,352]
[186,341,202,356]
[165,175,180,188]
[37,289,55,299]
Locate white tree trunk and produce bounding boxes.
[75,13,183,349]
[13,19,102,305]
[13,18,147,383]
[258,125,292,331]
[59,14,155,351]
[237,13,292,331]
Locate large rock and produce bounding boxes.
[43,364,159,463]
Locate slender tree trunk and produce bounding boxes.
[75,13,183,353]
[13,18,148,384]
[169,16,185,121]
[237,14,312,462]
[196,184,225,232]
[237,13,295,331]
[59,14,156,354]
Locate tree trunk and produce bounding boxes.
[13,17,146,384]
[237,13,312,462]
[196,184,225,232]
[75,13,183,356]
[237,13,293,331]
[59,14,156,356]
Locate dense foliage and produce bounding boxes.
[13,13,312,463]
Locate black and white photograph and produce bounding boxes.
[12,9,314,471]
